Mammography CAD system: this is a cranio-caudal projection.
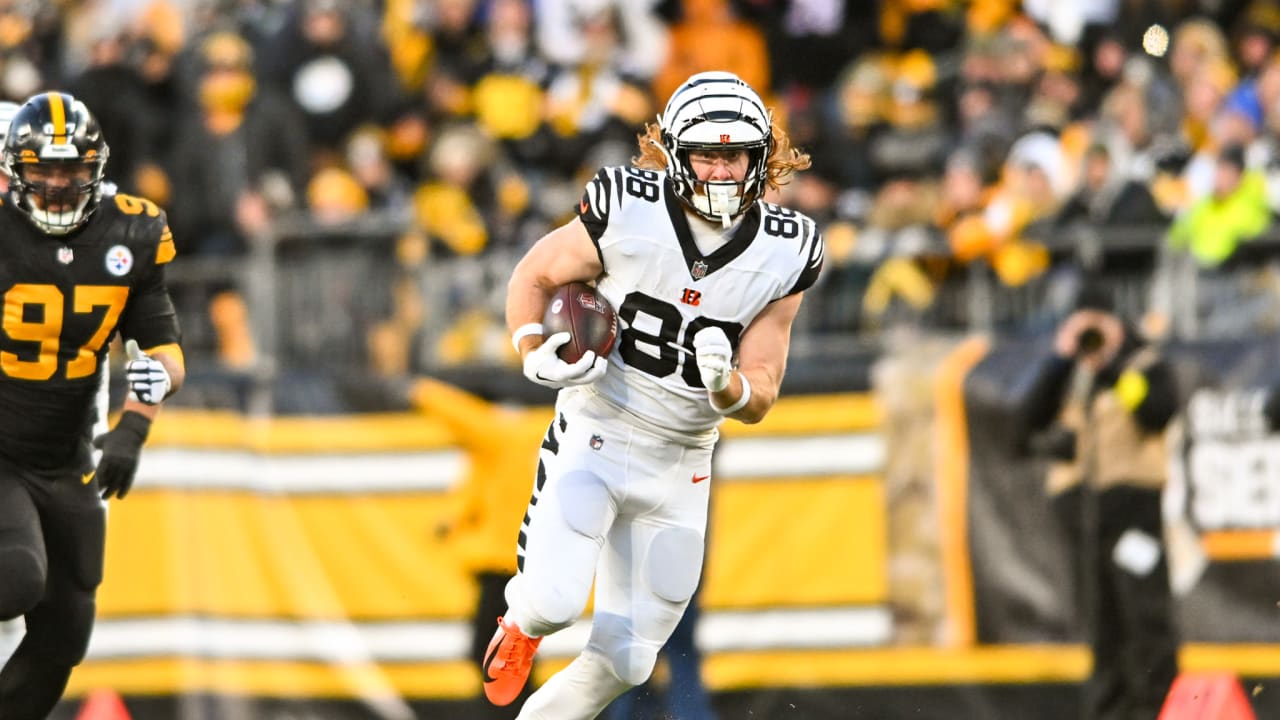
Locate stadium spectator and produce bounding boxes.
[541,4,654,177]
[1168,143,1271,269]
[652,0,768,107]
[165,29,309,369]
[418,0,489,124]
[536,0,668,82]
[736,0,878,98]
[68,27,154,195]
[467,0,557,177]
[257,0,400,160]
[1056,143,1165,229]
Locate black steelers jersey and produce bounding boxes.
[570,166,823,438]
[0,193,180,469]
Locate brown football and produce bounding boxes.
[542,282,618,364]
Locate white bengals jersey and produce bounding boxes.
[564,165,824,443]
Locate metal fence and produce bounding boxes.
[161,214,1280,413]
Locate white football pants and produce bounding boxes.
[504,392,714,720]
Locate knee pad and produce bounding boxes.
[645,526,703,603]
[516,471,615,633]
[0,547,46,619]
[588,613,662,688]
[604,641,661,687]
[25,591,96,666]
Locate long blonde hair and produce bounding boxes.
[631,117,812,191]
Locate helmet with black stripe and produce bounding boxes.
[2,91,110,236]
[658,71,772,226]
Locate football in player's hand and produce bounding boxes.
[543,282,618,364]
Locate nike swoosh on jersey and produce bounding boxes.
[82,471,95,484]
[692,473,709,484]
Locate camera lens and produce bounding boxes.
[1076,328,1104,355]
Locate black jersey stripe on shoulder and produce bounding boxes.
[787,229,824,296]
[611,167,625,209]
[579,169,610,249]
[595,168,612,219]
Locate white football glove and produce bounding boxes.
[522,332,608,389]
[692,326,733,392]
[125,339,171,405]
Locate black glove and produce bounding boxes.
[92,411,152,500]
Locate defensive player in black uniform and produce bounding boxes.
[0,92,185,719]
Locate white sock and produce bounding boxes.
[516,650,631,720]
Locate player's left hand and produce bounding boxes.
[693,326,733,392]
[125,339,170,405]
[93,411,152,500]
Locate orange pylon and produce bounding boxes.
[1159,672,1257,719]
[75,688,131,720]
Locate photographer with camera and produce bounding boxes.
[1024,290,1181,720]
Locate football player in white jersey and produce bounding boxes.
[487,71,823,719]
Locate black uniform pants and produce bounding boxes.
[0,453,106,719]
[1054,484,1180,720]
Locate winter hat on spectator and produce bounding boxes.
[886,50,938,128]
[1009,131,1068,198]
[200,30,253,71]
[198,32,255,114]
[1073,280,1115,314]
[307,167,369,221]
[1222,83,1264,132]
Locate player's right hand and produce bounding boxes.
[93,410,152,500]
[522,332,608,389]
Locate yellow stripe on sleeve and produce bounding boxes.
[156,225,176,264]
[145,343,185,374]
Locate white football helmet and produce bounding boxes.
[657,71,772,226]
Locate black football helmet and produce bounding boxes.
[2,92,110,236]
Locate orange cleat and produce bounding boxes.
[482,616,542,706]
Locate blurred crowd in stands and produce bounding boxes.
[10,0,1280,380]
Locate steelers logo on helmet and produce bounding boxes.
[657,71,773,226]
[2,91,110,236]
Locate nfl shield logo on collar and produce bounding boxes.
[590,434,604,450]
[691,260,708,280]
[57,246,73,264]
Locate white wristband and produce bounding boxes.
[711,373,751,415]
[511,323,544,353]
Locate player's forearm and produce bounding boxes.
[711,365,779,424]
[154,350,185,396]
[122,397,161,420]
[506,266,556,356]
